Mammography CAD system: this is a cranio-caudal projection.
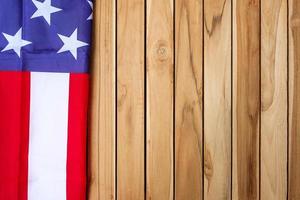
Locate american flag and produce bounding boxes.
[0,0,92,199]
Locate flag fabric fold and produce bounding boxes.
[0,0,92,199]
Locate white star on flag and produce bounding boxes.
[57,29,88,60]
[87,0,93,20]
[1,28,32,57]
[31,0,62,25]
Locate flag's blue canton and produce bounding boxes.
[0,0,93,73]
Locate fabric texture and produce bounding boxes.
[0,0,92,199]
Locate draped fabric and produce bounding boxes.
[0,0,93,199]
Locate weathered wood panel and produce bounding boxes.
[289,0,300,199]
[261,0,287,199]
[117,0,145,199]
[203,0,231,199]
[88,0,116,199]
[146,0,174,199]
[175,0,203,199]
[232,0,260,199]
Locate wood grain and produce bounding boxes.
[289,0,300,199]
[232,0,260,199]
[146,0,173,199]
[85,0,299,198]
[117,0,145,199]
[203,0,231,199]
[175,0,203,199]
[88,0,115,199]
[261,0,287,199]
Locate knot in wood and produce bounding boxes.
[248,0,258,7]
[154,40,170,62]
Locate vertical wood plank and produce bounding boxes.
[146,0,174,199]
[88,0,116,199]
[175,0,203,199]
[232,0,260,199]
[261,0,287,199]
[203,0,232,199]
[117,0,145,199]
[289,0,300,199]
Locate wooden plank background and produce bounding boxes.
[88,0,297,199]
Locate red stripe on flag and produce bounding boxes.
[19,72,30,200]
[67,73,89,200]
[0,72,30,200]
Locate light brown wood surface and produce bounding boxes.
[117,0,145,199]
[88,0,115,199]
[289,0,300,199]
[87,0,299,199]
[204,0,231,199]
[146,0,173,199]
[175,0,203,199]
[261,0,287,199]
[233,0,260,199]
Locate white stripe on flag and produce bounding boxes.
[28,72,70,200]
